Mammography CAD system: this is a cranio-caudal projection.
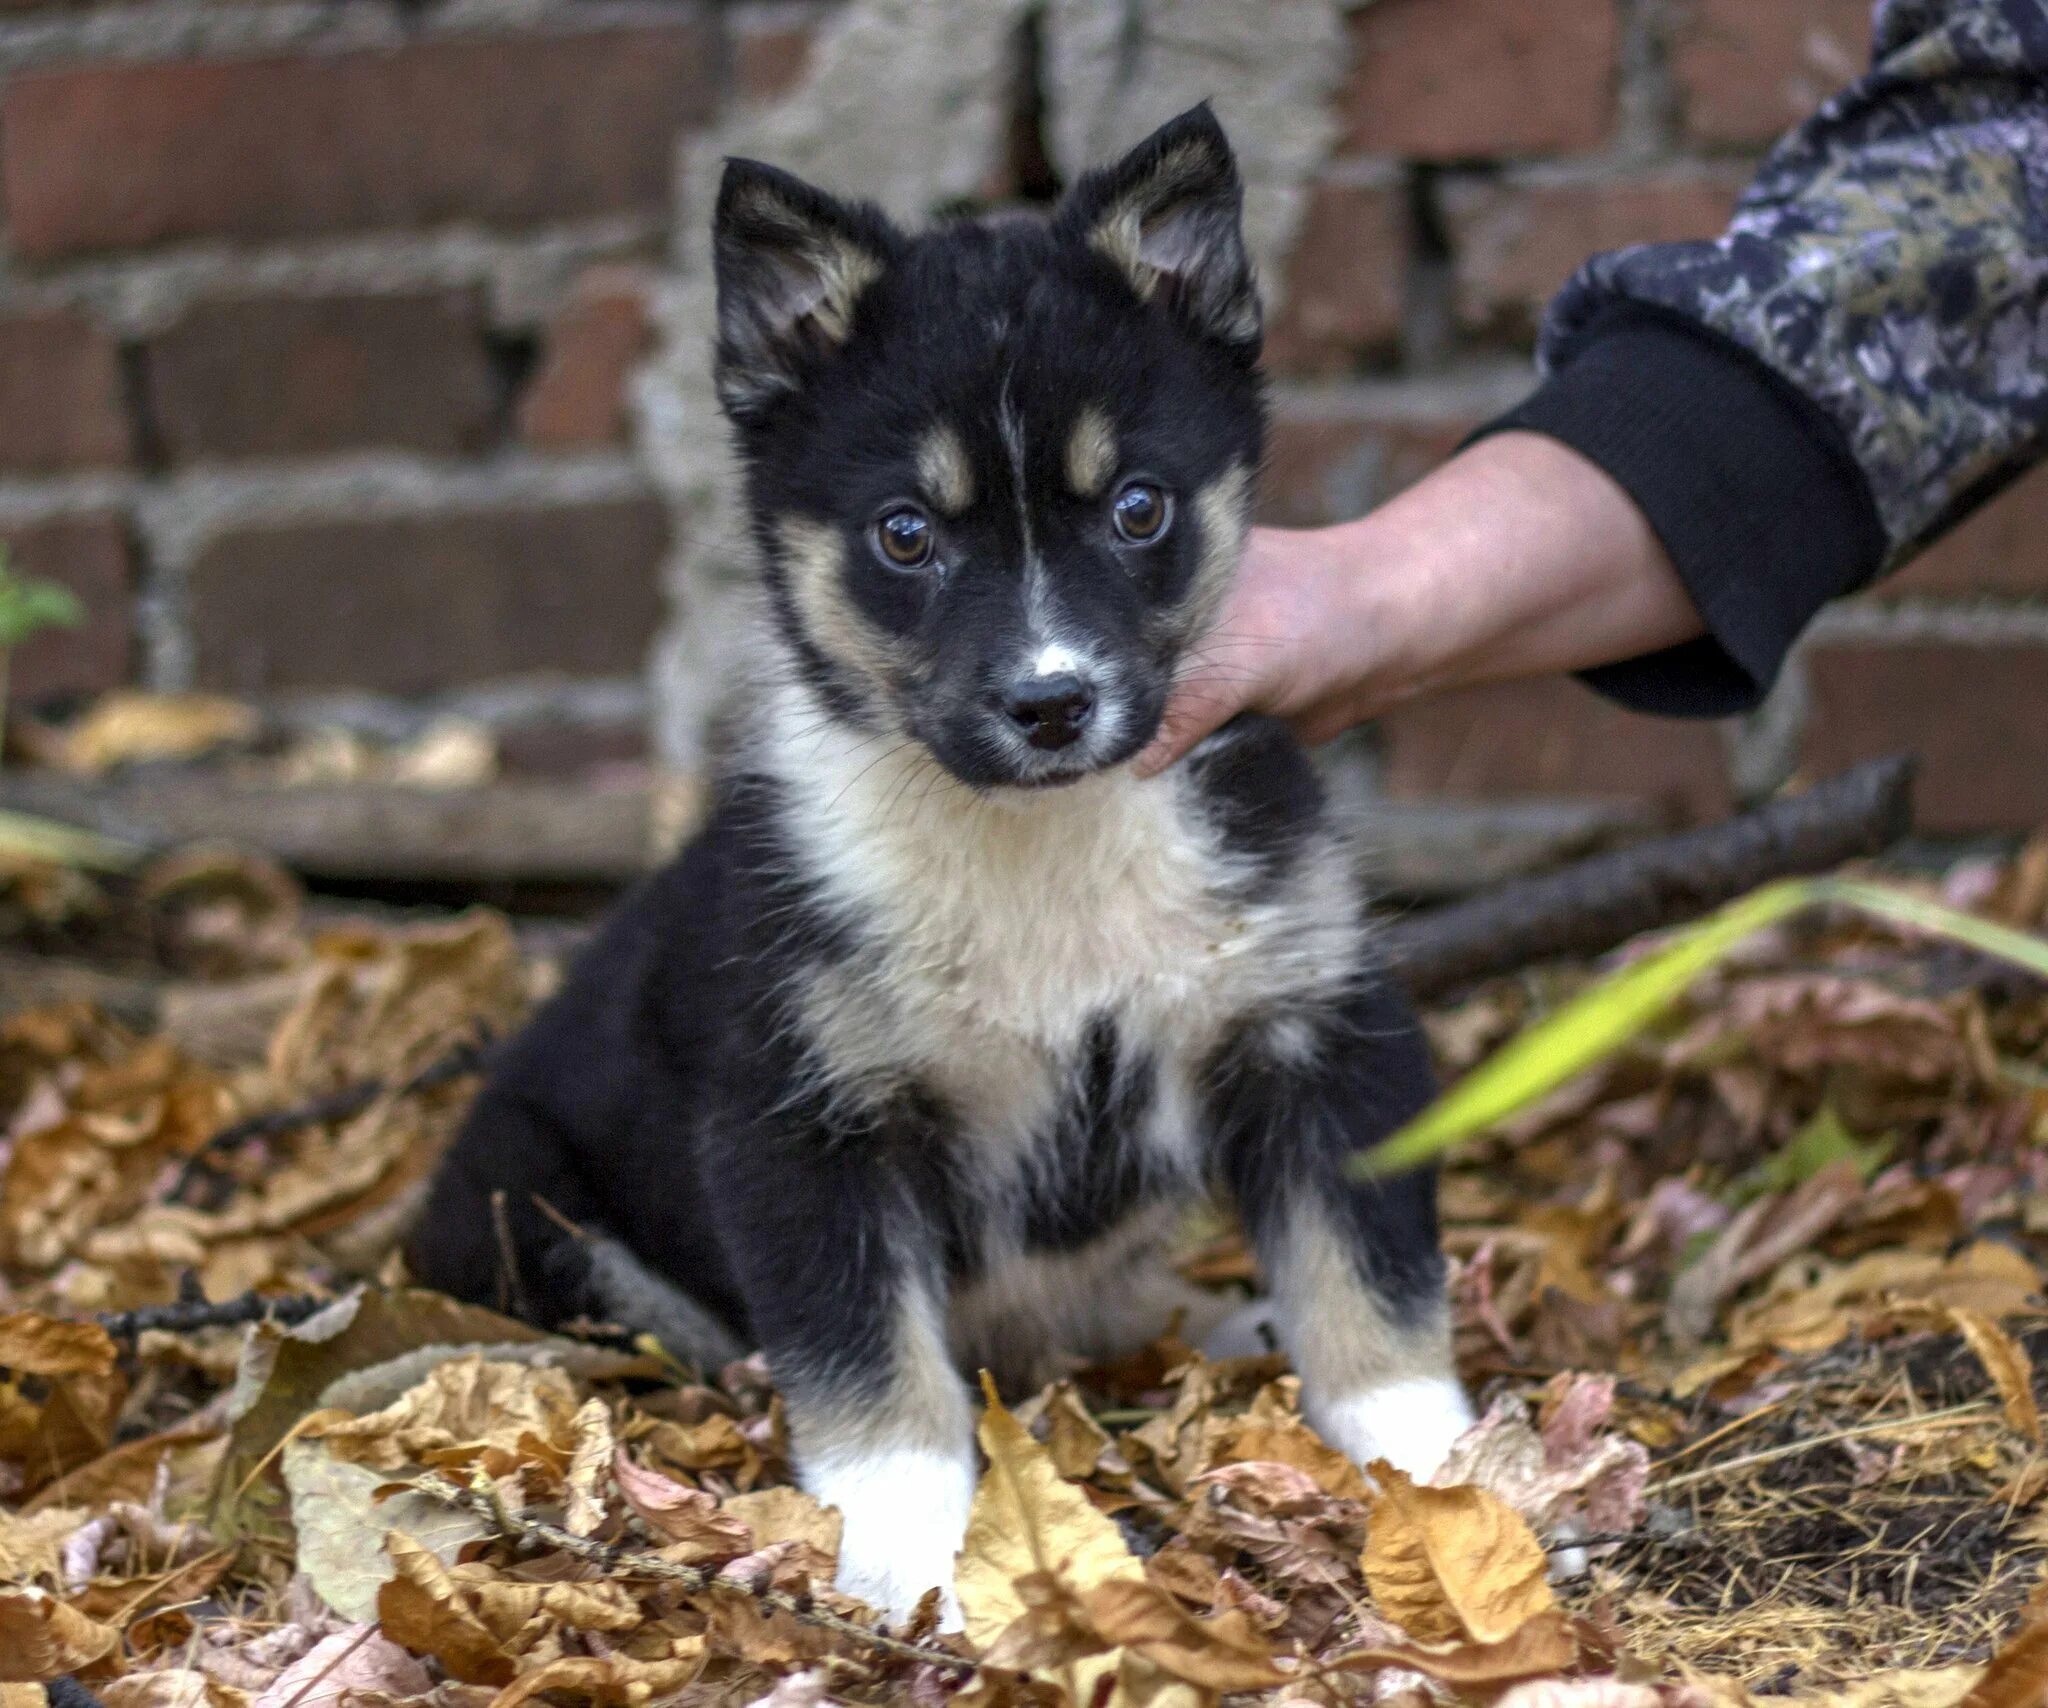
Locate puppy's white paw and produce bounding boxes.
[1309,1376,1475,1482]
[804,1445,975,1627]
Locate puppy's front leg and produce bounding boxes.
[1207,981,1473,1479]
[716,1112,973,1624]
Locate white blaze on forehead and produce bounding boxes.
[916,422,974,516]
[1031,644,1079,679]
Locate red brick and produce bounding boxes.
[188,499,669,696]
[1382,676,1734,824]
[1671,0,1873,149]
[733,14,817,102]
[497,720,649,777]
[146,290,495,463]
[1264,180,1407,377]
[1885,465,2048,598]
[1260,408,1479,528]
[0,308,131,473]
[518,266,655,450]
[1443,174,1743,333]
[3,25,716,260]
[1340,0,1620,160]
[1,514,135,707]
[1803,643,2048,834]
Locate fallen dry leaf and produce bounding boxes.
[1361,1463,1556,1646]
[0,1584,119,1682]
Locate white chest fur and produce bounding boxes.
[760,686,1363,1160]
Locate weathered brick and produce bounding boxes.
[1260,409,1478,527]
[1884,465,2048,598]
[1804,642,2048,833]
[518,266,655,450]
[1,515,135,707]
[497,720,650,777]
[732,7,819,101]
[3,24,716,260]
[146,290,496,463]
[1671,0,1873,149]
[0,309,132,473]
[1382,676,1734,824]
[1263,179,1408,378]
[1443,173,1743,333]
[1339,0,1620,160]
[189,499,669,697]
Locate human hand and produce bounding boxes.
[1135,431,1706,775]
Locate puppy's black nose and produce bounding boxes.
[1003,673,1095,750]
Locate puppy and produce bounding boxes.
[409,104,1471,1622]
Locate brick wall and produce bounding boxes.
[1,0,2040,828]
[0,0,772,769]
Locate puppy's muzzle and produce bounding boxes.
[1000,671,1096,751]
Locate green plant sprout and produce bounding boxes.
[0,546,84,734]
[1355,875,2048,1179]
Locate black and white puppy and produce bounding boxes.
[409,105,1471,1621]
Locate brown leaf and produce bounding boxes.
[563,1397,614,1537]
[301,1354,582,1477]
[723,1484,842,1564]
[1361,1464,1555,1646]
[101,1673,248,1708]
[0,1312,116,1379]
[1080,1575,1292,1690]
[0,1586,119,1683]
[612,1450,752,1563]
[374,1532,517,1686]
[1949,1307,2042,1443]
[1328,1606,1581,1685]
[486,1652,707,1708]
[1960,1617,2048,1708]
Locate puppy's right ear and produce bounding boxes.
[713,159,898,425]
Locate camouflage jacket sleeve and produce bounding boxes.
[1484,0,2048,717]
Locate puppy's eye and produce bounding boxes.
[872,506,935,570]
[1111,481,1172,545]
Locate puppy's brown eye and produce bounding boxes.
[873,506,935,569]
[1111,481,1171,545]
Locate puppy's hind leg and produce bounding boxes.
[1205,981,1473,1480]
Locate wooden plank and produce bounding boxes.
[0,771,1653,894]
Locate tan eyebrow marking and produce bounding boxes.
[1065,404,1117,498]
[916,423,974,516]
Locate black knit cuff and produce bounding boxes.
[1474,304,1887,718]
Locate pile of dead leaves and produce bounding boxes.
[1,837,2048,1707]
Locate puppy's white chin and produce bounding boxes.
[804,1445,975,1627]
[1309,1376,1476,1483]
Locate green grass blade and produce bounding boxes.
[1358,871,2048,1179]
[0,807,141,873]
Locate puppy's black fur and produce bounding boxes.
[411,105,1468,1620]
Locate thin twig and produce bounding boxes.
[1649,1400,1995,1495]
[169,1035,497,1201]
[98,1289,329,1341]
[412,1470,975,1677]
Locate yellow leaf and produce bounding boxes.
[723,1484,842,1563]
[1361,1464,1555,1645]
[0,1586,119,1683]
[0,1312,116,1379]
[957,1373,1143,1655]
[564,1397,615,1537]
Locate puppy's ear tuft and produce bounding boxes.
[1059,104,1260,360]
[713,159,897,424]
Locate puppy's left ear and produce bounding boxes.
[713,158,899,425]
[1059,103,1260,360]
